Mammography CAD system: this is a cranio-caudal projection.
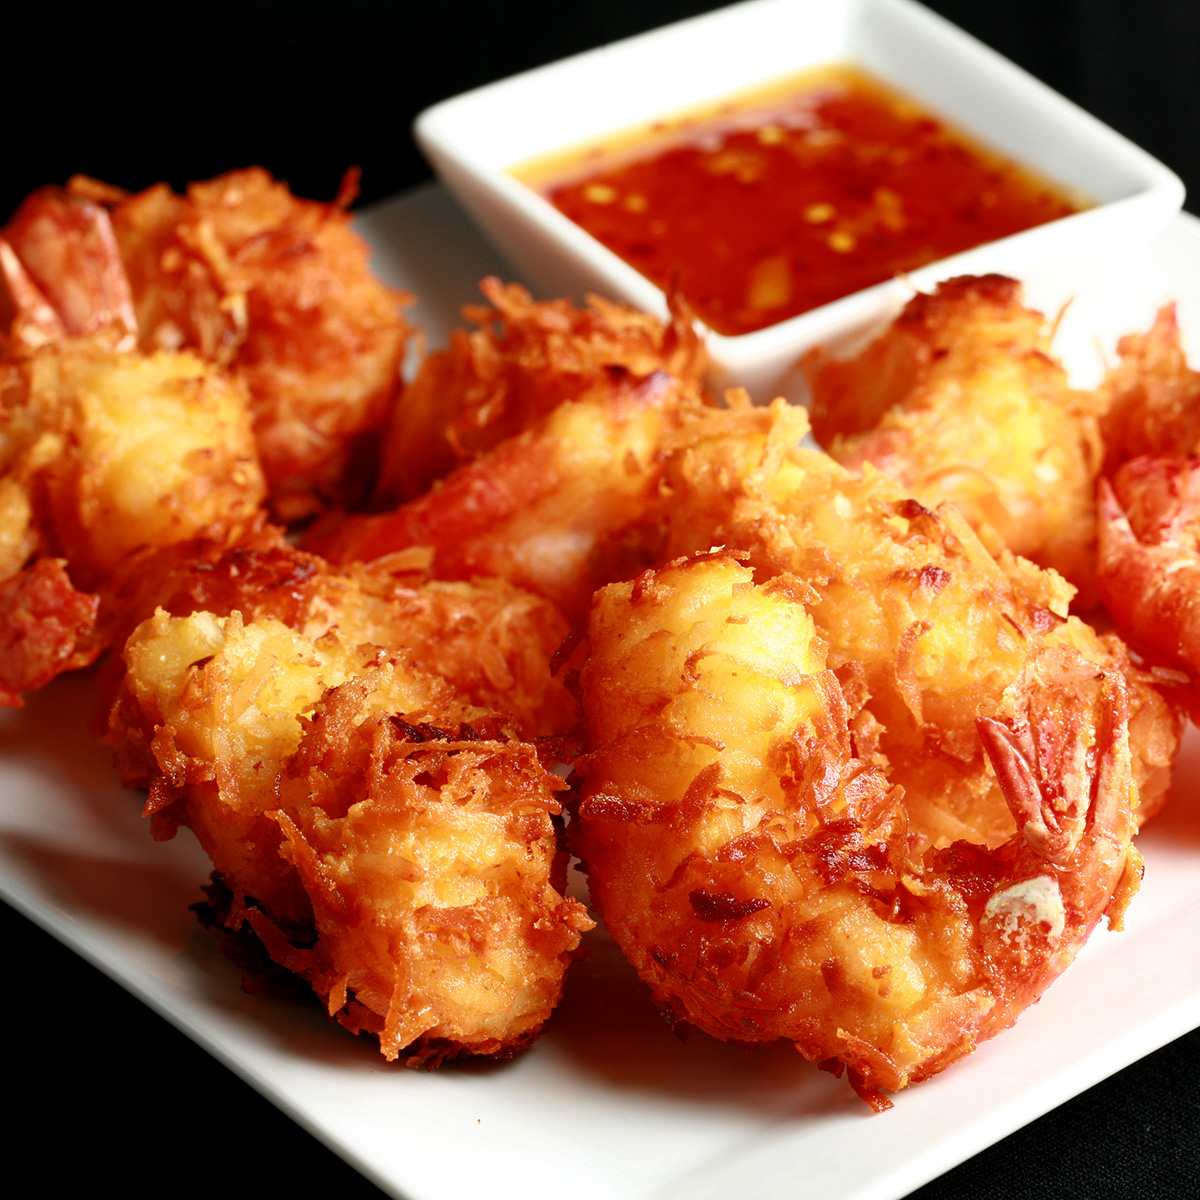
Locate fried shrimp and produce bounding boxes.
[0,341,264,587]
[111,606,591,1063]
[69,168,411,519]
[0,337,265,702]
[374,277,708,505]
[1099,303,1200,468]
[572,551,1145,1107]
[1095,307,1200,701]
[3,157,1187,1099]
[309,367,702,621]
[565,394,1180,1102]
[102,521,578,740]
[0,558,99,704]
[805,276,1105,602]
[1097,457,1200,688]
[644,397,1178,836]
[5,172,411,519]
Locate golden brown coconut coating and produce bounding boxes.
[273,705,592,1064]
[805,276,1105,603]
[1099,303,1200,469]
[374,277,708,506]
[74,168,411,519]
[0,339,264,587]
[1094,306,1200,711]
[638,396,1179,839]
[0,337,265,702]
[110,606,592,1063]
[102,520,579,741]
[0,557,99,703]
[309,368,703,622]
[1097,457,1200,702]
[572,550,1147,1108]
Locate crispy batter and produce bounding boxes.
[110,607,591,1062]
[0,338,264,587]
[1099,303,1200,469]
[271,703,590,1064]
[806,276,1105,603]
[102,521,578,741]
[1095,307,1200,712]
[73,168,412,519]
[0,557,99,704]
[309,367,702,621]
[375,277,708,506]
[573,543,1151,1106]
[1098,457,1200,691]
[643,397,1179,837]
[0,337,265,701]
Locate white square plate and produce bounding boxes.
[3,182,1200,1200]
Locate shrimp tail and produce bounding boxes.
[977,663,1138,993]
[1097,463,1200,686]
[1,186,137,349]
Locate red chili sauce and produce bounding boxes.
[514,65,1084,337]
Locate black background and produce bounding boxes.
[6,2,1200,1197]
[4,0,1200,218]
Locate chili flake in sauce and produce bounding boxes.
[514,65,1084,337]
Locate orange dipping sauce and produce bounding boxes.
[513,65,1085,337]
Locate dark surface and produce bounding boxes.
[7,881,1200,1199]
[1,897,385,1198]
[6,2,1200,1196]
[4,0,1199,220]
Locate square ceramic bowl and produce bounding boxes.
[415,0,1185,400]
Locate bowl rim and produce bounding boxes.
[413,0,1185,359]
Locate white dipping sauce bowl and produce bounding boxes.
[415,0,1185,400]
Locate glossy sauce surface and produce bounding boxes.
[515,66,1084,337]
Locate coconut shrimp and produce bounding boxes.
[0,558,99,705]
[1094,305,1200,701]
[102,520,579,741]
[1097,457,1200,695]
[1099,303,1200,468]
[638,396,1179,839]
[0,182,267,703]
[18,170,411,520]
[805,276,1105,604]
[374,277,708,506]
[572,549,1145,1107]
[308,367,702,621]
[0,335,265,703]
[111,605,591,1063]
